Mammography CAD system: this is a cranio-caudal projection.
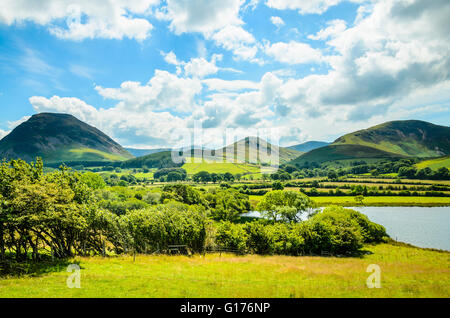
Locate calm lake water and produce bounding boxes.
[244,207,450,251]
[353,206,450,251]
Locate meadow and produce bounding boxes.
[311,196,450,207]
[247,195,450,207]
[1,243,448,298]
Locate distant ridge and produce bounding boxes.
[125,147,170,157]
[220,136,303,165]
[287,141,330,153]
[0,113,133,163]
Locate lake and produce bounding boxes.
[244,207,450,251]
[353,206,450,251]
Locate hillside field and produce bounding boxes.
[416,156,450,171]
[1,243,448,298]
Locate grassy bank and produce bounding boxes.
[0,243,448,298]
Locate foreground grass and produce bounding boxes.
[0,243,448,298]
[311,196,450,207]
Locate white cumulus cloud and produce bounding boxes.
[265,41,324,64]
[0,0,158,40]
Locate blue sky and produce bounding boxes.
[0,0,449,148]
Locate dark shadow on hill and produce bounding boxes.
[0,254,77,278]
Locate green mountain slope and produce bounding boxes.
[219,136,303,165]
[334,120,450,157]
[0,113,133,163]
[125,147,170,157]
[415,155,450,171]
[121,151,181,169]
[289,144,404,166]
[287,141,330,152]
[288,120,450,167]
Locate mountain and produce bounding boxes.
[288,120,450,167]
[288,141,330,152]
[125,147,170,157]
[121,151,181,169]
[334,120,450,157]
[0,113,133,163]
[289,144,404,166]
[219,136,303,165]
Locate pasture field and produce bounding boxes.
[312,196,450,207]
[182,162,263,175]
[416,156,450,171]
[249,195,450,207]
[0,243,448,298]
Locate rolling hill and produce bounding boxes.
[287,141,330,152]
[219,136,303,165]
[121,151,181,169]
[0,113,133,163]
[288,120,450,167]
[415,155,450,171]
[334,120,450,157]
[125,147,170,157]
[288,144,404,166]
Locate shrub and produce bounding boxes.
[115,203,209,253]
[306,208,364,254]
[215,221,247,253]
[321,206,387,243]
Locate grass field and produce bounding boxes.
[0,243,448,298]
[249,195,450,207]
[311,196,450,207]
[416,156,450,171]
[182,162,264,175]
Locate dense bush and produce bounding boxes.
[213,206,387,256]
[319,206,387,243]
[160,184,205,206]
[108,203,209,254]
[215,221,248,253]
[203,188,250,221]
[153,168,187,181]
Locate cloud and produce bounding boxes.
[265,0,362,14]
[0,0,158,40]
[265,41,324,64]
[183,55,222,78]
[95,70,202,113]
[14,0,450,146]
[0,129,9,140]
[161,0,244,35]
[211,25,259,61]
[158,1,260,62]
[202,79,259,92]
[69,64,96,79]
[30,95,99,124]
[161,51,241,78]
[7,116,31,130]
[270,16,285,27]
[308,19,347,40]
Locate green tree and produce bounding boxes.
[192,171,211,183]
[81,171,106,190]
[272,181,284,190]
[256,190,314,222]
